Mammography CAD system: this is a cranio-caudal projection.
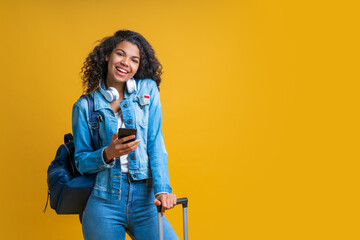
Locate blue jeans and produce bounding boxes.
[82,173,179,240]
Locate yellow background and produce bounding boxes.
[0,0,359,239]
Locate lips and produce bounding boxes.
[116,67,128,76]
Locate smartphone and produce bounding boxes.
[118,128,137,144]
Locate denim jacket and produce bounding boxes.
[72,79,172,200]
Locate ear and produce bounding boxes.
[105,54,109,62]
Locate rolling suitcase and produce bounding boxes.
[157,197,188,240]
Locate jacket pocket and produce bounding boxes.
[134,97,150,127]
[94,168,113,191]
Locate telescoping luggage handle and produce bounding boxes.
[157,197,188,240]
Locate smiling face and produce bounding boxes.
[105,41,140,87]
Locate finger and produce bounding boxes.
[114,139,139,151]
[157,195,167,215]
[117,140,140,153]
[162,196,167,209]
[167,196,171,209]
[124,139,140,148]
[153,199,161,206]
[117,135,136,144]
[172,195,177,208]
[161,195,167,209]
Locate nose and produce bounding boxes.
[120,57,129,67]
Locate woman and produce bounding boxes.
[72,30,178,240]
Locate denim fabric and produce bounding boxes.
[72,79,172,199]
[82,173,178,240]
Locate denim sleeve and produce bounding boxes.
[72,101,115,175]
[155,192,170,197]
[147,81,172,195]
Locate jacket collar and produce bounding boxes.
[93,90,110,111]
[93,81,137,111]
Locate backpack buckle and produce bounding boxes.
[90,122,99,130]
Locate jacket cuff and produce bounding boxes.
[98,147,115,169]
[154,185,172,196]
[155,192,170,197]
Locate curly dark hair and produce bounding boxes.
[81,30,163,94]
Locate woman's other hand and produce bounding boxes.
[103,132,140,163]
[153,193,177,215]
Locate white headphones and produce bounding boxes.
[126,77,137,95]
[99,78,137,102]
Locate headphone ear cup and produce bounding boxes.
[107,87,119,101]
[98,80,119,102]
[126,78,137,94]
[99,84,112,102]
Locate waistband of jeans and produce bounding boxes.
[122,173,152,183]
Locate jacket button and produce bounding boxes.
[124,103,128,107]
[140,105,144,109]
[127,120,131,124]
[133,174,136,178]
[131,155,135,160]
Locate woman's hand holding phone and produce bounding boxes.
[103,132,140,163]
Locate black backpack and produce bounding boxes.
[44,94,100,215]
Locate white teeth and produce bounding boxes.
[116,67,127,73]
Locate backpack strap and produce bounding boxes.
[84,94,101,150]
[81,94,100,223]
